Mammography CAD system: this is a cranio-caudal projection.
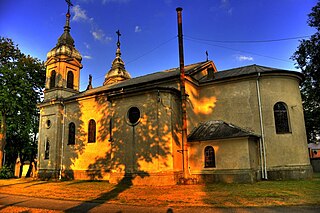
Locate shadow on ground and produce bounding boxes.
[64,174,133,212]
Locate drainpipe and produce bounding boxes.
[256,72,268,179]
[176,7,188,178]
[37,111,43,176]
[59,103,66,180]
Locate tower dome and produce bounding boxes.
[44,2,83,95]
[103,30,131,85]
[46,12,82,62]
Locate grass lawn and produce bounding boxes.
[1,173,320,208]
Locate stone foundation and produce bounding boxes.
[38,166,313,184]
[191,169,259,183]
[38,169,60,180]
[267,165,313,180]
[39,169,183,185]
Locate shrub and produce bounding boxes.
[0,166,14,179]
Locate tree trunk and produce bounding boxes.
[26,158,34,177]
[0,113,7,168]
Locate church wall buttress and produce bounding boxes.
[38,103,64,176]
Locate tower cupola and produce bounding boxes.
[103,30,131,85]
[46,6,82,61]
[44,0,83,99]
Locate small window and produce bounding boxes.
[109,118,113,141]
[50,70,56,89]
[127,107,140,125]
[46,120,51,129]
[204,146,215,168]
[45,139,50,160]
[274,102,290,134]
[88,119,96,143]
[67,71,74,89]
[68,122,76,145]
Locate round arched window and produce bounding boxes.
[127,107,140,125]
[46,120,52,129]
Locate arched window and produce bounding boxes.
[88,119,96,143]
[204,146,215,168]
[274,102,290,134]
[68,122,76,145]
[50,70,56,89]
[67,71,74,89]
[45,139,50,160]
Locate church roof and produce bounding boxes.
[66,62,302,101]
[187,120,259,142]
[200,64,304,83]
[106,63,302,89]
[107,61,208,88]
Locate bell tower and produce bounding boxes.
[44,0,82,100]
[37,0,82,180]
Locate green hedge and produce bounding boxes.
[0,166,14,179]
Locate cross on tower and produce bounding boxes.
[66,0,73,13]
[116,30,121,48]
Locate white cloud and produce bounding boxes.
[237,55,254,61]
[83,55,92,59]
[219,0,233,16]
[71,4,113,43]
[71,5,88,21]
[92,29,112,42]
[84,42,90,49]
[135,25,142,33]
[102,0,129,4]
[92,29,104,40]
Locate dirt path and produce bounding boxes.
[1,193,320,213]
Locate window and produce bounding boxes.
[204,146,215,168]
[46,120,51,129]
[45,139,50,160]
[109,118,113,141]
[67,71,74,89]
[88,119,96,143]
[50,70,56,89]
[68,122,76,145]
[274,102,290,134]
[127,107,140,125]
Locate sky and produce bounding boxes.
[0,0,317,91]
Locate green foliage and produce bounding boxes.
[0,37,45,167]
[292,1,320,143]
[0,165,13,179]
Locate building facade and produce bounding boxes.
[37,8,312,184]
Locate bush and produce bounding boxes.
[0,166,14,179]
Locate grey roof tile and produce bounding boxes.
[66,63,301,101]
[187,120,259,142]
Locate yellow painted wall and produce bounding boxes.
[46,89,182,180]
[188,137,258,173]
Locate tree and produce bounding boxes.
[292,1,320,143]
[0,37,45,168]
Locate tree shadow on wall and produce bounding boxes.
[62,98,87,180]
[65,90,176,211]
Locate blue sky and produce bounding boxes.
[0,0,317,90]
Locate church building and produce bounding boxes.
[37,6,312,184]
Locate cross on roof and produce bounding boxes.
[66,0,73,13]
[116,30,121,48]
